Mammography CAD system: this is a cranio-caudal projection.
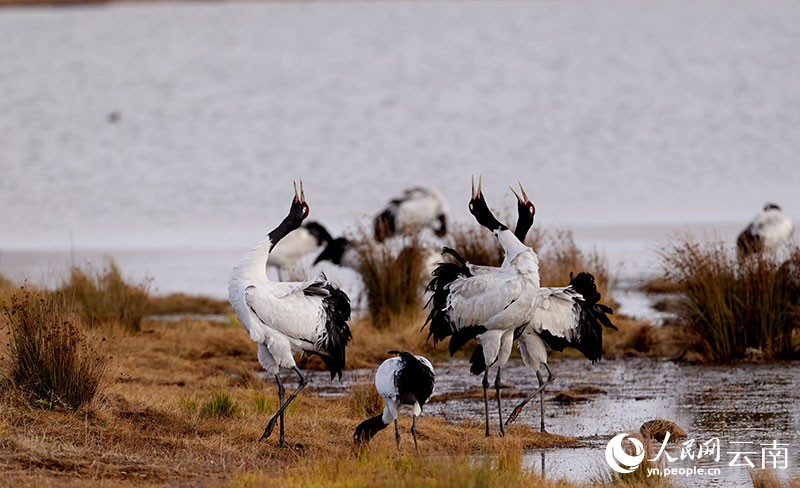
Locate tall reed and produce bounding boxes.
[663,239,800,360]
[355,234,428,330]
[1,289,108,409]
[58,260,150,332]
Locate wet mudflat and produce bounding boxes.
[302,356,800,486]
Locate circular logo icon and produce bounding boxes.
[605,433,645,474]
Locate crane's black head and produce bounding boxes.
[288,179,310,223]
[313,237,351,265]
[468,176,507,233]
[511,182,535,243]
[764,203,782,211]
[269,179,310,250]
[353,415,388,446]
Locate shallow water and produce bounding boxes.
[1,0,799,253]
[298,356,800,486]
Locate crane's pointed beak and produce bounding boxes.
[293,179,299,203]
[510,185,522,203]
[518,182,529,202]
[299,179,306,203]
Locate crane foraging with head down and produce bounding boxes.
[227,180,352,447]
[425,177,541,437]
[354,351,435,451]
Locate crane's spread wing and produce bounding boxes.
[444,271,524,329]
[531,287,582,340]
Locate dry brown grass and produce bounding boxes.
[1,288,109,410]
[0,313,584,487]
[58,261,150,333]
[144,293,230,316]
[662,239,800,361]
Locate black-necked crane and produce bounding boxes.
[353,351,435,451]
[425,177,540,437]
[227,180,353,447]
[737,203,795,257]
[465,186,617,432]
[374,186,448,242]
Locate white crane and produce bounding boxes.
[353,351,435,451]
[454,185,616,432]
[374,186,449,242]
[227,181,353,447]
[737,203,795,257]
[269,221,333,279]
[425,177,540,437]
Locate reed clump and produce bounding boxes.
[354,234,429,330]
[662,239,800,361]
[1,288,108,410]
[58,260,150,332]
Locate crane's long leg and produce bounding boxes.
[536,370,545,433]
[411,416,419,453]
[261,366,308,442]
[482,368,491,437]
[505,364,556,426]
[495,366,505,437]
[394,419,401,449]
[275,374,286,447]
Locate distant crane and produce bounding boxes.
[354,351,435,451]
[464,186,617,432]
[374,187,448,241]
[269,221,333,280]
[425,177,541,437]
[228,180,352,447]
[737,203,795,257]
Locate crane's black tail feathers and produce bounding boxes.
[423,247,473,345]
[540,271,617,363]
[469,345,486,375]
[306,279,353,380]
[448,326,486,356]
[389,351,435,407]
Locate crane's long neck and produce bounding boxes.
[514,213,533,243]
[235,214,302,281]
[498,229,531,264]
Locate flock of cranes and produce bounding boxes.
[227,179,794,449]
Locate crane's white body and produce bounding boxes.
[443,230,541,369]
[375,355,435,424]
[228,236,336,375]
[378,187,448,237]
[393,189,448,232]
[269,227,325,269]
[742,207,795,252]
[517,286,584,372]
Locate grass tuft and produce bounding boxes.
[58,260,150,333]
[1,288,108,410]
[354,232,429,330]
[199,390,242,418]
[662,239,800,360]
